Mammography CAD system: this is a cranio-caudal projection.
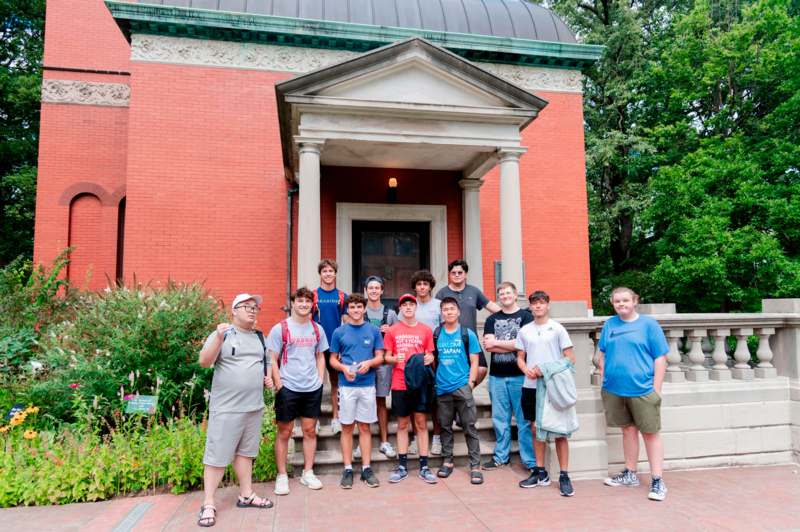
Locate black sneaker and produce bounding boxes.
[482,458,509,471]
[361,467,380,488]
[537,469,551,487]
[519,469,541,488]
[340,468,354,489]
[559,472,574,497]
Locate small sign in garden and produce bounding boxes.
[6,403,24,420]
[124,395,158,415]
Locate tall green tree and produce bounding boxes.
[643,0,800,311]
[0,0,45,264]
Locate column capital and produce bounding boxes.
[458,178,485,190]
[294,136,326,154]
[497,146,527,162]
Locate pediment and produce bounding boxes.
[315,58,511,108]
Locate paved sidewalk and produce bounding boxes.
[3,465,799,531]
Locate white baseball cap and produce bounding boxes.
[231,293,263,312]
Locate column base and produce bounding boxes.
[709,369,732,381]
[664,371,686,383]
[731,367,755,380]
[686,369,709,382]
[754,367,777,379]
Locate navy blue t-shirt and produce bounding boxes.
[330,322,384,387]
[314,287,345,347]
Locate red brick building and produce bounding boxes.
[36,0,602,322]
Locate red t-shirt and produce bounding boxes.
[383,321,435,391]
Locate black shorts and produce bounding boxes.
[391,389,430,417]
[521,387,537,422]
[274,386,323,422]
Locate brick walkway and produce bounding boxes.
[3,465,799,531]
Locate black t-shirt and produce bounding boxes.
[483,308,533,377]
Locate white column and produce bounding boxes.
[295,138,324,289]
[458,178,484,292]
[498,147,527,295]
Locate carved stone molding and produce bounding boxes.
[131,34,358,73]
[41,80,130,107]
[131,35,583,93]
[475,62,584,94]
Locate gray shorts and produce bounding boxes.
[203,409,264,467]
[375,364,392,397]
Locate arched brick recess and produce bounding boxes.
[68,193,103,288]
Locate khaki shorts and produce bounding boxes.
[601,390,662,434]
[203,409,264,467]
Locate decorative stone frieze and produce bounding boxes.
[41,80,130,107]
[130,35,583,94]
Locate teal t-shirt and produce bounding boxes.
[435,326,481,396]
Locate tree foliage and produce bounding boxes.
[0,0,44,265]
[549,0,800,312]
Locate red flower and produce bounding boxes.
[69,383,79,389]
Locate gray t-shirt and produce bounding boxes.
[435,285,489,334]
[415,298,442,331]
[203,327,268,413]
[267,318,329,393]
[515,319,574,389]
[366,305,399,330]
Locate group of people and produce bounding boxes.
[196,259,670,527]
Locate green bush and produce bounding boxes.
[0,393,277,507]
[27,281,222,423]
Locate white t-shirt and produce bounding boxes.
[514,319,573,389]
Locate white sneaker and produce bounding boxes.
[353,445,362,459]
[408,438,418,455]
[300,469,323,490]
[274,473,290,495]
[331,419,342,435]
[430,435,442,456]
[379,441,397,458]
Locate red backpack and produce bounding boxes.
[279,319,322,367]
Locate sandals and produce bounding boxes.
[236,492,274,509]
[198,505,216,527]
[437,464,454,478]
[470,469,484,485]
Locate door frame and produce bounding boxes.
[336,202,448,293]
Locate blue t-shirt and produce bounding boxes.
[314,287,345,346]
[435,326,481,396]
[598,315,669,397]
[330,322,384,387]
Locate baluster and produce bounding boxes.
[708,328,731,381]
[664,328,686,382]
[686,329,709,381]
[754,327,777,378]
[591,331,602,386]
[701,335,714,367]
[731,328,755,380]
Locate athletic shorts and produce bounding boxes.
[375,364,392,397]
[602,389,662,434]
[203,409,264,467]
[521,387,537,422]
[391,388,430,417]
[338,385,378,425]
[274,385,323,422]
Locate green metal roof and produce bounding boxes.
[105,0,603,69]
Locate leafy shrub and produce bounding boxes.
[0,393,277,507]
[27,281,222,423]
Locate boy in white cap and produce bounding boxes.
[197,293,273,527]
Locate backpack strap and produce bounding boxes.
[381,306,390,326]
[338,290,346,314]
[461,328,471,367]
[432,325,441,360]
[280,319,291,367]
[255,329,268,376]
[310,320,321,346]
[312,289,320,321]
